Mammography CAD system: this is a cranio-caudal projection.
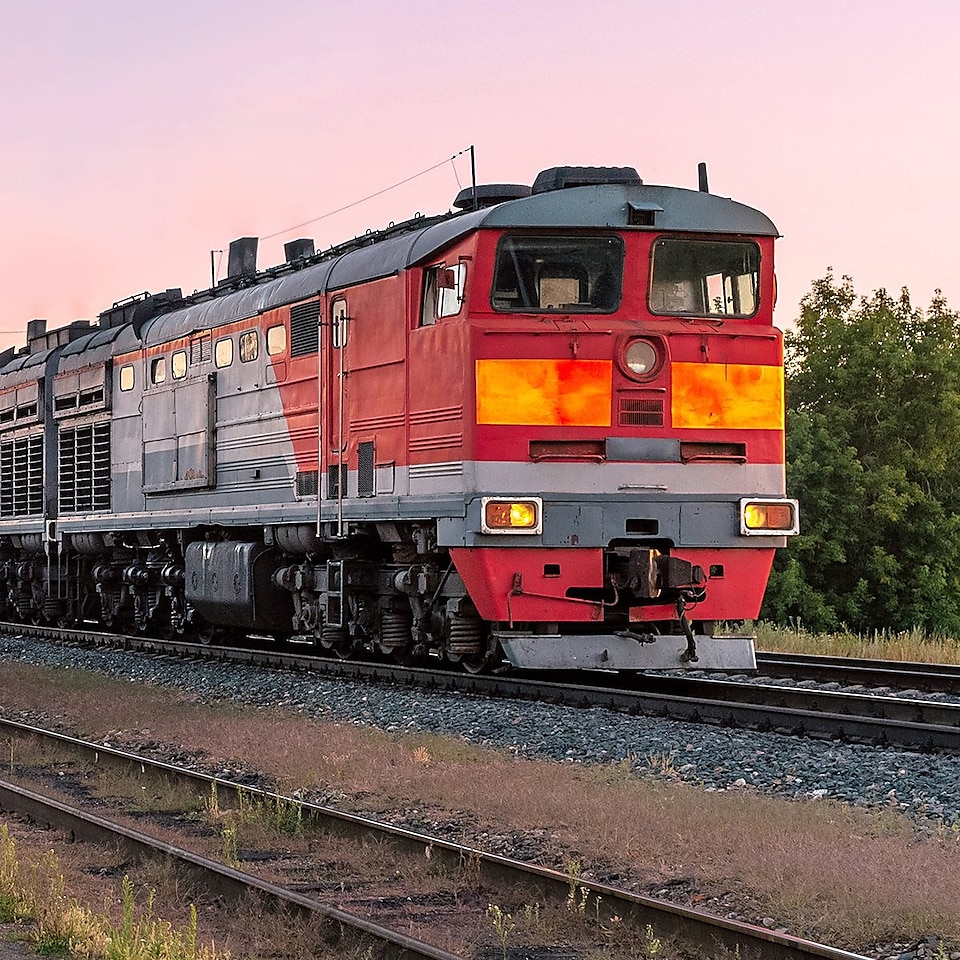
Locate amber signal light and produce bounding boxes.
[740,498,799,535]
[481,497,542,534]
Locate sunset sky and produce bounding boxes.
[2,0,957,350]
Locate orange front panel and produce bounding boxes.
[671,362,784,431]
[476,359,612,427]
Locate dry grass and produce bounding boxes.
[2,661,959,949]
[0,818,398,959]
[756,621,960,663]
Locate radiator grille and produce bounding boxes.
[59,422,111,513]
[296,470,319,497]
[0,434,43,516]
[619,397,664,426]
[357,441,375,497]
[290,300,320,357]
[327,463,347,499]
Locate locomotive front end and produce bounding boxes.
[442,166,798,671]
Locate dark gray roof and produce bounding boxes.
[140,181,777,346]
[480,182,779,235]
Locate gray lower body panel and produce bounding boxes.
[497,631,757,671]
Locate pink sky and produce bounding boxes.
[2,0,957,350]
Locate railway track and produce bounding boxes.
[3,622,960,753]
[0,717,870,960]
[756,651,960,693]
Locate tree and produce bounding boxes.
[761,273,960,633]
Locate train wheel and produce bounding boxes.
[460,653,491,674]
[197,624,222,646]
[321,624,354,659]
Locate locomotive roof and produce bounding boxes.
[132,179,778,348]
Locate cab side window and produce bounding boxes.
[171,350,187,379]
[215,337,234,368]
[421,262,466,326]
[239,330,258,362]
[266,324,287,356]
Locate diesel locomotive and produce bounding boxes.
[0,164,797,671]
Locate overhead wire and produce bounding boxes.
[260,147,473,242]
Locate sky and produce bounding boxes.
[1,0,958,350]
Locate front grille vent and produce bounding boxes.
[619,397,664,426]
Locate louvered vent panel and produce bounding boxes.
[27,434,43,514]
[11,439,29,514]
[618,397,664,427]
[59,429,76,513]
[190,334,212,365]
[0,442,12,516]
[290,301,320,357]
[59,423,111,513]
[0,435,43,517]
[93,423,111,511]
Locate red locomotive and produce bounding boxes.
[0,164,796,671]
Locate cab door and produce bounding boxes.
[323,297,349,531]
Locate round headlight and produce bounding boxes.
[624,340,659,377]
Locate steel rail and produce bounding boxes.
[0,718,869,960]
[757,651,960,693]
[0,776,462,960]
[4,622,960,752]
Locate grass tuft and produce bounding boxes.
[756,621,960,663]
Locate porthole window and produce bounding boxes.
[215,337,234,368]
[171,350,187,379]
[267,324,287,356]
[119,364,135,391]
[151,357,166,384]
[239,330,258,362]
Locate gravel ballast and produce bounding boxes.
[2,633,959,826]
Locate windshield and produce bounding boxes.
[492,235,623,313]
[649,238,760,318]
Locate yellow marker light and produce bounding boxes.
[481,497,542,534]
[740,498,799,536]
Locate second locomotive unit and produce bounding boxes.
[0,164,797,671]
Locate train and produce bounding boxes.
[0,163,797,672]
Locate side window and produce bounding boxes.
[239,330,258,362]
[215,337,234,368]
[171,350,187,379]
[438,263,466,318]
[119,364,135,391]
[332,299,348,348]
[421,263,467,326]
[151,357,166,385]
[266,324,287,356]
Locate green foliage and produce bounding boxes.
[763,273,960,633]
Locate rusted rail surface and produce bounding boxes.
[0,719,869,960]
